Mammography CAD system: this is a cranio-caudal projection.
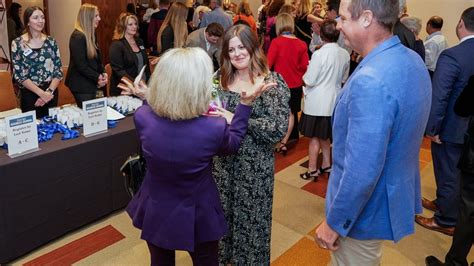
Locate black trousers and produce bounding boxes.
[72,92,96,108]
[445,171,474,266]
[20,88,58,118]
[289,87,303,141]
[147,240,218,266]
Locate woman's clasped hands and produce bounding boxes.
[34,89,54,107]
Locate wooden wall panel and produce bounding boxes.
[82,0,129,64]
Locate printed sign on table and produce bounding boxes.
[5,111,39,158]
[82,98,108,137]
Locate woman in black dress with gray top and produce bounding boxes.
[109,12,151,96]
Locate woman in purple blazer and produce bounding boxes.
[126,47,274,265]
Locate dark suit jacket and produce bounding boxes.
[148,9,168,49]
[66,29,105,94]
[454,75,474,117]
[109,38,151,96]
[455,75,474,173]
[126,103,252,251]
[426,38,474,144]
[393,20,415,49]
[160,26,174,55]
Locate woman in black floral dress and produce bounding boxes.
[213,24,290,265]
[11,6,63,118]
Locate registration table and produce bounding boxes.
[0,116,139,263]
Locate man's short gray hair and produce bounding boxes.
[349,0,399,31]
[400,16,422,36]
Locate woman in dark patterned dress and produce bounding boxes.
[213,24,290,265]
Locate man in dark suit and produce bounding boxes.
[425,76,474,266]
[147,0,170,55]
[416,7,474,237]
[185,22,224,71]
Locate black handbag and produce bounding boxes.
[121,154,146,197]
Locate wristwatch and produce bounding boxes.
[46,87,54,94]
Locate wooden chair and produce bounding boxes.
[105,64,112,97]
[0,71,19,111]
[57,66,76,106]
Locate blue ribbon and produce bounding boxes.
[37,123,58,142]
[39,117,80,141]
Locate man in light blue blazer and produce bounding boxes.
[314,0,432,264]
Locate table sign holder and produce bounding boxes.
[5,111,40,158]
[82,98,108,137]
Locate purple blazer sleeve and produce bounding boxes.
[216,103,252,156]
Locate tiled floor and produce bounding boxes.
[11,138,474,265]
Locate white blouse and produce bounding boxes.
[302,43,350,116]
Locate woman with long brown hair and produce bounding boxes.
[11,6,63,118]
[156,2,189,55]
[213,24,290,264]
[66,3,107,107]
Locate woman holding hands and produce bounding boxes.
[66,3,107,107]
[11,6,63,118]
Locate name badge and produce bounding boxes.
[23,48,33,56]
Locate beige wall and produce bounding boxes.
[13,0,43,10]
[407,0,473,47]
[47,0,81,66]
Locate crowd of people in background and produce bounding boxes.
[5,0,474,265]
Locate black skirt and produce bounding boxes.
[299,113,332,140]
[289,87,303,114]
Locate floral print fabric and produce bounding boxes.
[11,36,63,88]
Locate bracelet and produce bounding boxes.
[46,88,54,94]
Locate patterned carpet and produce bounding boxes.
[11,137,474,265]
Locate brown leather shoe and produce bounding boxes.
[415,216,454,236]
[422,197,438,212]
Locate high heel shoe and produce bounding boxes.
[316,166,332,181]
[300,169,319,181]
